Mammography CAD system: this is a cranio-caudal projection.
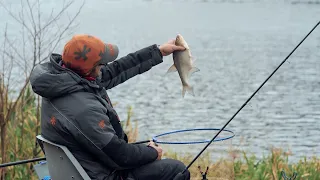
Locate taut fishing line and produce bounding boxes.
[179,20,320,174]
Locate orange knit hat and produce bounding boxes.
[62,34,119,76]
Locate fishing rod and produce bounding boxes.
[180,20,320,174]
[0,157,46,168]
[0,140,149,168]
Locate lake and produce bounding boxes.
[1,0,319,163]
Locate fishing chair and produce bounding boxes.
[35,135,91,180]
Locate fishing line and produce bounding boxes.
[181,20,320,173]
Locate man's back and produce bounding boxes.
[40,92,115,179]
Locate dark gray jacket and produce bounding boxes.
[30,44,163,180]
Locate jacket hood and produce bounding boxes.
[30,53,100,99]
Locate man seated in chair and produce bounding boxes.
[30,34,191,180]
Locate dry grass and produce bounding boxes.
[162,147,319,180]
[121,105,138,143]
[163,150,235,180]
[0,85,43,180]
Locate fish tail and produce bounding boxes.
[182,84,194,98]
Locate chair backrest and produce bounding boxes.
[36,135,91,180]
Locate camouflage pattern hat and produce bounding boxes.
[62,34,119,76]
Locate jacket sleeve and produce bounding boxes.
[99,44,163,89]
[74,106,158,169]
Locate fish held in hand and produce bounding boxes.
[167,34,200,97]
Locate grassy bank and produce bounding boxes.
[0,88,319,179]
[162,148,319,180]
